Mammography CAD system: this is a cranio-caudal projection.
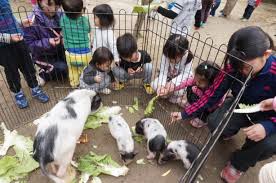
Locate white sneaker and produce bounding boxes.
[37,75,45,86]
[99,88,111,95]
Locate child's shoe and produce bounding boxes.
[144,83,154,94]
[14,90,28,109]
[220,162,243,183]
[113,82,125,91]
[99,88,111,95]
[241,18,248,22]
[31,86,49,103]
[194,26,200,30]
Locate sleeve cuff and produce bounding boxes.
[260,121,276,136]
[181,111,189,120]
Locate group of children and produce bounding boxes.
[1,0,276,183]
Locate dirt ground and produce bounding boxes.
[2,0,276,183]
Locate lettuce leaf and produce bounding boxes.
[0,123,39,182]
[133,97,139,111]
[131,126,144,144]
[77,152,128,183]
[85,106,121,130]
[144,96,159,116]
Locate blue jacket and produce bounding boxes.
[0,0,22,46]
[182,55,276,136]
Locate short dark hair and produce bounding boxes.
[61,0,83,19]
[90,47,114,66]
[37,0,61,7]
[226,26,275,71]
[117,33,137,58]
[163,34,193,63]
[93,4,115,28]
[195,61,219,86]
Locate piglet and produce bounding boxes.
[159,140,200,169]
[108,115,137,164]
[135,118,167,160]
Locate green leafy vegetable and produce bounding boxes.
[91,177,102,183]
[238,103,258,109]
[0,123,39,183]
[85,106,121,129]
[126,106,135,114]
[144,96,159,116]
[131,126,144,144]
[132,4,159,13]
[77,152,129,183]
[136,159,146,165]
[133,97,139,111]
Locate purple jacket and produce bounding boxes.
[23,6,64,62]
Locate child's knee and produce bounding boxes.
[143,63,153,72]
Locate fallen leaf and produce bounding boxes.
[162,169,171,177]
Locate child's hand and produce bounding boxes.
[260,98,274,112]
[11,34,23,42]
[243,124,266,142]
[94,75,102,83]
[49,37,60,47]
[21,18,34,28]
[135,66,143,73]
[165,82,175,93]
[128,68,136,75]
[157,86,167,96]
[170,112,182,124]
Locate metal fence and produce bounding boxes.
[0,7,252,183]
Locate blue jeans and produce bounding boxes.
[210,0,221,16]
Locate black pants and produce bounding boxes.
[194,10,202,28]
[242,5,255,20]
[187,86,209,121]
[207,98,276,171]
[0,41,38,93]
[201,0,213,23]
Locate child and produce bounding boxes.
[24,0,68,86]
[113,33,154,94]
[0,0,49,109]
[151,34,194,105]
[79,47,115,94]
[170,61,224,128]
[155,0,202,35]
[171,26,276,183]
[92,4,119,62]
[61,0,92,87]
[241,0,262,21]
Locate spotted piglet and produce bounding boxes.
[159,140,200,169]
[135,118,167,160]
[108,115,137,164]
